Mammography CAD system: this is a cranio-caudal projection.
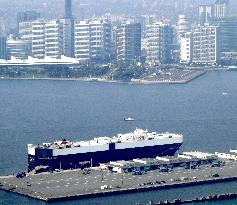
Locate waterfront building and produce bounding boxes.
[74,21,90,63]
[146,22,173,65]
[31,20,46,59]
[177,15,190,43]
[74,20,112,64]
[198,5,212,25]
[7,36,31,59]
[31,20,64,59]
[180,32,193,64]
[213,0,229,19]
[116,21,141,65]
[192,25,220,64]
[45,20,63,58]
[210,18,237,64]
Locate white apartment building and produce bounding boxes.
[19,20,63,59]
[74,20,112,63]
[192,25,220,64]
[74,21,90,62]
[180,32,193,63]
[146,22,173,65]
[32,20,46,58]
[45,20,63,58]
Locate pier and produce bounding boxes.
[0,160,237,202]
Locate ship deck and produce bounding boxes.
[0,160,237,202]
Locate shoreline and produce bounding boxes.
[0,70,206,84]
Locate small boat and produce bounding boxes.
[222,92,227,95]
[124,117,135,121]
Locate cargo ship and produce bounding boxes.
[28,128,183,172]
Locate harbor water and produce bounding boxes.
[0,71,237,205]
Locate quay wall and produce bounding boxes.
[1,175,236,202]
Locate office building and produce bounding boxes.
[198,5,212,25]
[210,18,237,63]
[60,0,74,57]
[74,20,112,64]
[0,24,7,59]
[0,37,7,59]
[213,0,229,19]
[192,25,220,64]
[146,22,173,64]
[116,21,141,65]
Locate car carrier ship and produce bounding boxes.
[28,128,183,172]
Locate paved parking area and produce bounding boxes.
[1,160,237,200]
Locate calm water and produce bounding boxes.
[0,71,237,205]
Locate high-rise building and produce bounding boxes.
[146,22,173,64]
[60,18,74,57]
[180,32,193,63]
[177,15,190,42]
[0,24,7,59]
[74,21,90,62]
[198,5,212,25]
[0,37,7,59]
[31,20,46,58]
[213,0,229,19]
[210,18,237,63]
[45,20,63,58]
[74,20,112,64]
[17,11,40,37]
[192,25,220,64]
[61,0,74,57]
[65,0,72,19]
[116,21,141,65]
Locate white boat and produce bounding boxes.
[124,117,135,121]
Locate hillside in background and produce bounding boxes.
[0,0,236,29]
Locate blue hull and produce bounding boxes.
[28,143,182,172]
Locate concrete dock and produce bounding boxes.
[0,161,237,202]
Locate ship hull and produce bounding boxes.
[28,143,182,172]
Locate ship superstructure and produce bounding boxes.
[28,128,183,172]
